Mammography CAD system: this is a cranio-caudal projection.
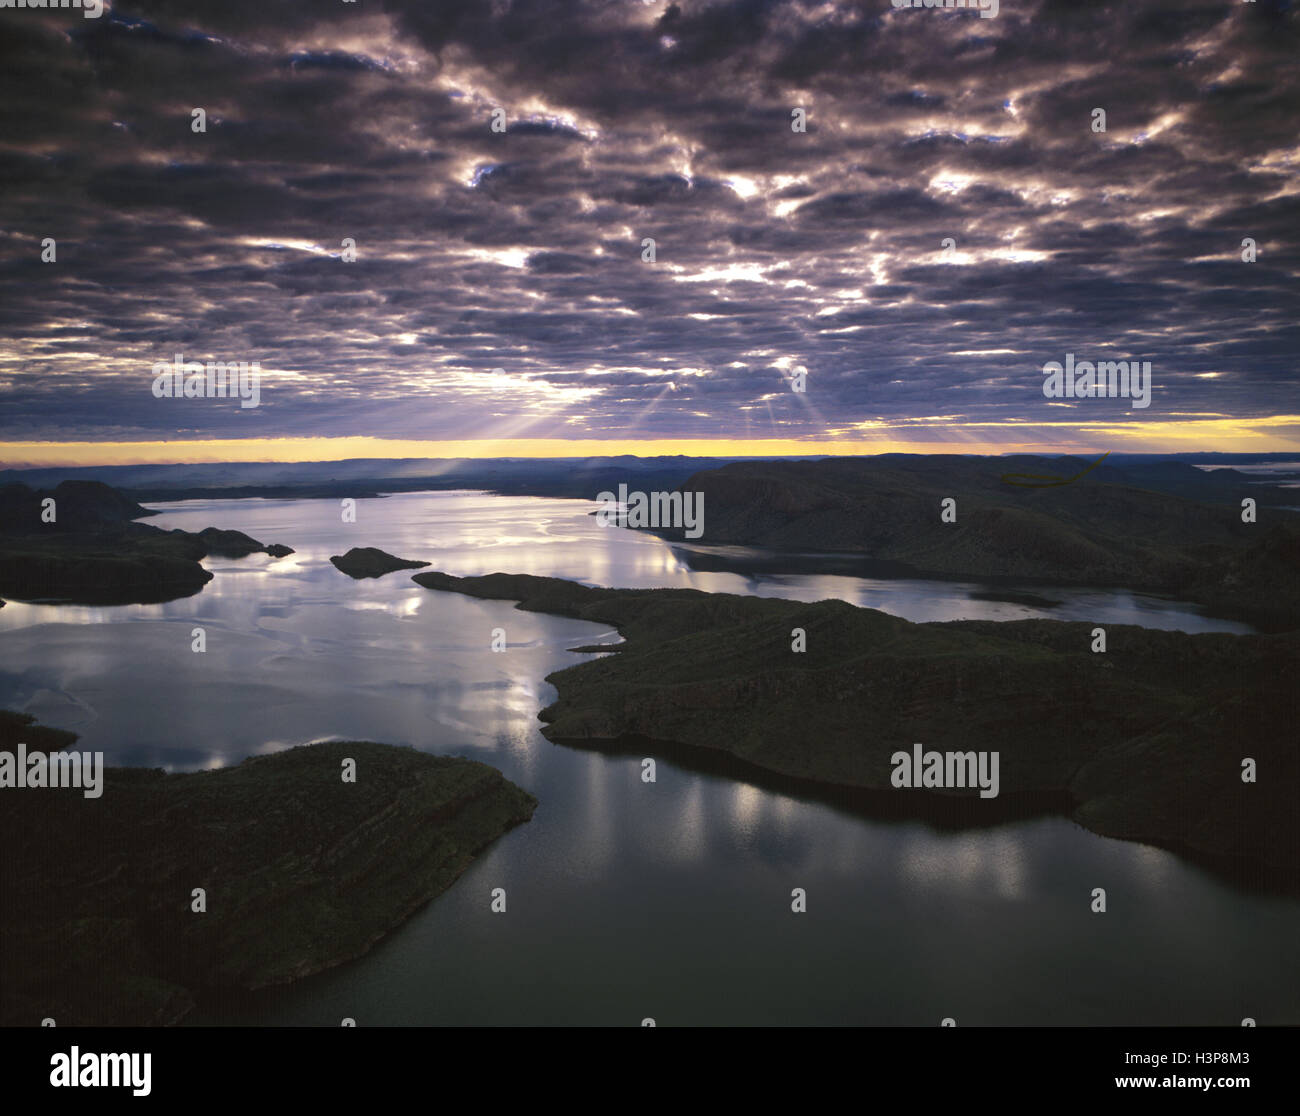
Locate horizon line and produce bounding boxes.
[3,423,1300,468]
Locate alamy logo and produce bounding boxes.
[50,1048,150,1096]
[892,0,998,19]
[890,744,1000,799]
[152,352,261,409]
[595,484,704,539]
[0,744,103,798]
[1042,354,1151,409]
[0,0,103,17]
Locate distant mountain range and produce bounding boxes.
[3,452,1294,503]
[0,455,757,501]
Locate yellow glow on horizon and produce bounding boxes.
[3,415,1300,468]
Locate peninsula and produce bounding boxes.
[638,456,1300,632]
[0,481,294,605]
[412,570,1299,890]
[0,711,537,1026]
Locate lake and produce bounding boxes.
[0,490,1293,1025]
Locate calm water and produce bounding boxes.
[0,491,1293,1025]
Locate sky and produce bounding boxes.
[1,0,1297,466]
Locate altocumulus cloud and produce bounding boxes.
[0,0,1296,447]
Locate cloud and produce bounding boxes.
[0,0,1296,447]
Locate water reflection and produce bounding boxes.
[0,491,1293,1026]
[0,491,1255,638]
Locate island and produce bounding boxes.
[329,547,431,579]
[412,570,1300,891]
[0,711,537,1026]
